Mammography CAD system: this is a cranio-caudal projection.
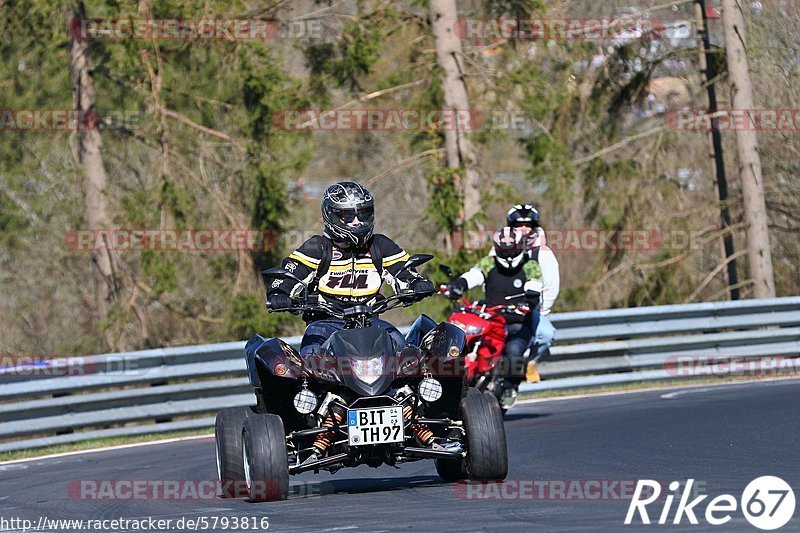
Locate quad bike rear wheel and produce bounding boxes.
[215,406,253,498]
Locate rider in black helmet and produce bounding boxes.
[506,204,546,252]
[266,181,436,358]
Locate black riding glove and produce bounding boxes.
[402,279,435,303]
[412,278,436,296]
[446,277,468,299]
[524,289,541,308]
[266,293,293,310]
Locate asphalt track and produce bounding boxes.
[1,378,798,532]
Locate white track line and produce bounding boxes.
[515,374,800,405]
[0,433,213,466]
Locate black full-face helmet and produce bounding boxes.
[506,204,540,229]
[321,181,375,248]
[493,226,527,270]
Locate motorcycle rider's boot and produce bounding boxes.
[526,361,541,383]
[499,376,522,410]
[499,386,518,410]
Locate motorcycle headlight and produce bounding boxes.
[464,325,484,335]
[418,378,443,402]
[350,357,384,385]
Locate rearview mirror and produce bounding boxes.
[438,264,453,278]
[400,253,434,272]
[261,267,302,284]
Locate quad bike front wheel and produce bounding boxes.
[461,388,508,480]
[242,414,290,502]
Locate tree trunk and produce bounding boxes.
[694,0,740,300]
[429,0,481,249]
[68,0,121,347]
[721,0,775,298]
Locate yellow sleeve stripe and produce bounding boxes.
[382,252,410,268]
[289,251,319,269]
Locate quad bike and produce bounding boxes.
[215,254,508,502]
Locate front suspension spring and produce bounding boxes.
[403,405,434,445]
[312,411,343,454]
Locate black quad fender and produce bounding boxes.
[419,322,468,419]
[244,334,308,430]
[245,334,305,388]
[420,321,467,375]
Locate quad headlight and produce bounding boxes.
[350,357,384,385]
[418,378,443,402]
[293,389,318,414]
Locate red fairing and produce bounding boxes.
[448,305,508,380]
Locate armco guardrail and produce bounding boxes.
[1,297,798,453]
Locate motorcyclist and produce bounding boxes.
[265,181,436,358]
[447,225,560,408]
[503,203,557,365]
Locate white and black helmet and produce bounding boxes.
[507,204,540,228]
[493,226,526,270]
[321,181,375,248]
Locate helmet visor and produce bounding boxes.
[496,245,525,260]
[510,220,536,229]
[335,206,374,225]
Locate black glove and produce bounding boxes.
[412,278,436,296]
[266,293,293,310]
[524,289,541,308]
[446,277,468,299]
[402,279,435,303]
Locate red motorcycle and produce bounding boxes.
[438,286,530,394]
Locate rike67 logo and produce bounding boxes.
[626,477,795,530]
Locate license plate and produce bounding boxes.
[347,406,404,446]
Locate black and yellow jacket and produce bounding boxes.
[267,233,424,320]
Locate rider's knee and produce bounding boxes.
[535,319,556,346]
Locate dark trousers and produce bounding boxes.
[493,310,539,386]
